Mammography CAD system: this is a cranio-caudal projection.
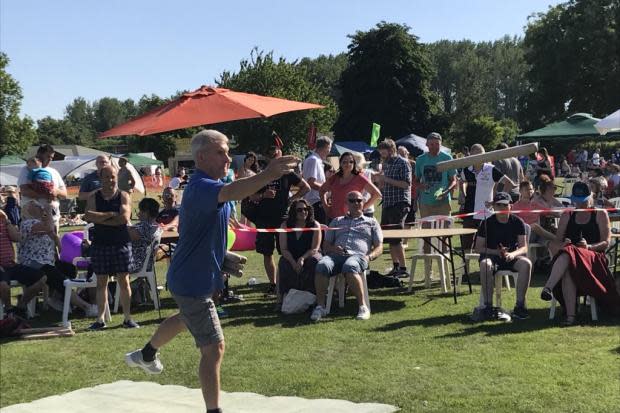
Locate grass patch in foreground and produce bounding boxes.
[1,247,619,412]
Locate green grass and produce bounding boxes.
[1,244,619,412]
[1,193,619,412]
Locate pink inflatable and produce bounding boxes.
[231,224,256,251]
[60,231,88,268]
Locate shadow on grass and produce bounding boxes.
[221,298,406,328]
[372,307,620,336]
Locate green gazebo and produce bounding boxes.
[518,113,619,141]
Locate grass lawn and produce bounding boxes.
[1,191,619,412]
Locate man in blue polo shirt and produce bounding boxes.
[125,130,299,413]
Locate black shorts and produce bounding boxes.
[0,265,44,287]
[381,202,410,245]
[479,254,518,272]
[255,219,282,256]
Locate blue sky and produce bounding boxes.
[2,0,563,121]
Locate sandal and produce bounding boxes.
[540,287,553,301]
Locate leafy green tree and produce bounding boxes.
[217,48,337,154]
[520,0,619,129]
[92,97,129,133]
[458,116,505,150]
[0,52,37,156]
[36,117,84,145]
[297,53,348,103]
[334,22,435,140]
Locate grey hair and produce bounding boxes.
[315,136,333,150]
[191,129,228,159]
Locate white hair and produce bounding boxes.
[191,129,228,159]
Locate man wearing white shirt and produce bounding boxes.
[18,144,67,231]
[302,136,332,224]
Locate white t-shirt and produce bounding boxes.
[168,176,182,189]
[591,152,600,166]
[302,152,325,205]
[18,165,66,224]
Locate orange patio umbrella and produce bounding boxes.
[99,86,324,138]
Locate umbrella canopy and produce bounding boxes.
[329,144,361,157]
[123,153,163,167]
[0,155,24,166]
[594,109,620,135]
[518,113,620,140]
[395,134,451,156]
[99,86,324,138]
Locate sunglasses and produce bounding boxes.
[296,207,309,212]
[348,199,363,204]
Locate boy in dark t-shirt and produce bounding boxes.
[252,146,310,294]
[474,192,532,321]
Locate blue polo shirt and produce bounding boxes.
[79,171,101,193]
[167,169,231,297]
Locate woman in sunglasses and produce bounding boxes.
[277,199,322,304]
[320,152,381,220]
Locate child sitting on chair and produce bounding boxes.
[128,198,162,274]
[25,157,54,197]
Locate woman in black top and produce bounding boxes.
[533,147,553,190]
[84,165,137,330]
[541,182,618,324]
[277,199,322,300]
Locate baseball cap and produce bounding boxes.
[571,181,591,203]
[426,132,442,141]
[493,192,512,205]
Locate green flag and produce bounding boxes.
[370,122,381,147]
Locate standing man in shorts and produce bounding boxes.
[125,130,299,413]
[375,139,412,277]
[414,132,457,250]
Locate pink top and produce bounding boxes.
[0,219,15,267]
[325,174,370,219]
[512,199,546,226]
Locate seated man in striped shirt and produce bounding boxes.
[310,191,383,322]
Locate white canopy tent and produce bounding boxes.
[0,156,145,193]
[594,109,620,135]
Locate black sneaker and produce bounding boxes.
[540,287,553,301]
[264,284,277,297]
[511,306,530,320]
[386,267,409,278]
[88,321,107,331]
[470,305,494,322]
[122,319,140,329]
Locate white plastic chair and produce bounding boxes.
[113,232,162,313]
[408,215,454,293]
[549,295,598,321]
[325,269,370,315]
[61,224,111,327]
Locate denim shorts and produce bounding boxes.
[316,254,368,277]
[173,294,224,347]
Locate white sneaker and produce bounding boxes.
[310,305,326,322]
[125,349,163,374]
[356,305,371,320]
[85,304,99,317]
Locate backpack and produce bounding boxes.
[366,270,403,289]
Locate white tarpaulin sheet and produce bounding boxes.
[0,157,145,193]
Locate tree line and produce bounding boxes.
[1,0,617,159]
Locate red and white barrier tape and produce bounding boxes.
[235,207,619,232]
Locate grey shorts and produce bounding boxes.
[172,294,224,347]
[316,254,368,277]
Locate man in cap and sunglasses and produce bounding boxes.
[473,192,532,322]
[310,191,383,321]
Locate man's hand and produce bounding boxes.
[576,238,588,249]
[263,155,300,181]
[333,246,347,256]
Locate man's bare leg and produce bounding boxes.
[199,341,225,411]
